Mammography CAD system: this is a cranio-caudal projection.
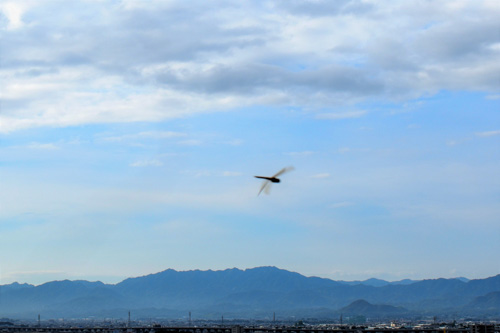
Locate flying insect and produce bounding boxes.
[255,166,294,195]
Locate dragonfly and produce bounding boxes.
[255,166,294,195]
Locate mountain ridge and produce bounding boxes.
[1,267,498,320]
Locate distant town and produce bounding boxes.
[0,316,498,333]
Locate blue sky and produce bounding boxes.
[1,0,499,285]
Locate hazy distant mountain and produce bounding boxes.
[456,277,470,283]
[390,279,420,285]
[338,278,420,287]
[339,299,408,317]
[338,277,473,287]
[0,267,499,320]
[338,278,391,287]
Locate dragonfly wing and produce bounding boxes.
[272,166,295,178]
[258,180,271,196]
[263,182,272,194]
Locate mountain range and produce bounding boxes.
[0,267,498,320]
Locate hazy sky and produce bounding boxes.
[1,0,499,286]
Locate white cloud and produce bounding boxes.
[222,171,242,177]
[26,142,59,150]
[330,201,354,209]
[0,2,27,30]
[130,159,163,167]
[311,173,330,179]
[285,151,316,157]
[223,139,243,146]
[152,219,223,237]
[316,110,367,120]
[178,139,203,146]
[476,130,500,137]
[100,131,186,142]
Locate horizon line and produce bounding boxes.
[2,266,497,287]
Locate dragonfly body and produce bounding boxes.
[254,176,280,183]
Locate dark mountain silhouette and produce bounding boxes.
[0,282,34,292]
[0,267,498,319]
[463,291,500,315]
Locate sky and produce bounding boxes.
[0,0,499,286]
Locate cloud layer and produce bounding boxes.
[1,0,499,133]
